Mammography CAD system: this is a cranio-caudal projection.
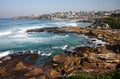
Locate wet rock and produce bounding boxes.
[106,44,120,53]
[26,28,46,32]
[64,50,73,55]
[26,27,59,33]
[26,26,90,34]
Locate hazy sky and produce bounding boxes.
[0,0,120,18]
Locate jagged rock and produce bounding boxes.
[97,53,118,60]
[105,59,120,63]
[52,54,67,64]
[24,67,43,77]
[88,29,120,44]
[53,54,81,74]
[13,61,26,71]
[81,57,98,69]
[87,53,102,63]
[48,69,62,79]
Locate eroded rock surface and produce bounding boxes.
[0,45,120,79]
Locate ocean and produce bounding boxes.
[0,19,105,64]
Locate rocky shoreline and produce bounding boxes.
[0,24,120,78]
[27,24,120,45]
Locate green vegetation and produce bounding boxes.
[62,70,120,79]
[103,13,120,29]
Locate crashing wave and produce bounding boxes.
[12,34,28,38]
[0,50,52,59]
[67,23,78,26]
[52,45,68,50]
[0,51,11,58]
[62,45,68,50]
[91,38,107,47]
[40,53,52,56]
[52,21,78,27]
[0,31,12,37]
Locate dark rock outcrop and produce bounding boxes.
[27,27,59,33]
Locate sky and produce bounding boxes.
[0,0,120,18]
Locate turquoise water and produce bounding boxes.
[0,19,92,59]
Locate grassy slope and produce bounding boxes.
[62,70,120,79]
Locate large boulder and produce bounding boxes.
[13,61,26,71]
[52,54,67,64]
[53,54,81,74]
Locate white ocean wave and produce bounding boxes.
[67,23,78,26]
[40,53,52,56]
[17,50,52,56]
[25,50,52,56]
[62,45,68,50]
[8,30,28,38]
[18,26,43,33]
[9,26,42,38]
[52,45,68,50]
[53,22,67,26]
[0,31,12,37]
[7,34,69,44]
[0,51,11,58]
[91,38,106,45]
[12,33,28,38]
[52,21,78,27]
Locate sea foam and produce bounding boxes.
[52,45,68,50]
[0,31,12,37]
[67,23,78,26]
[53,21,78,27]
[40,53,52,56]
[35,35,69,42]
[0,51,11,58]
